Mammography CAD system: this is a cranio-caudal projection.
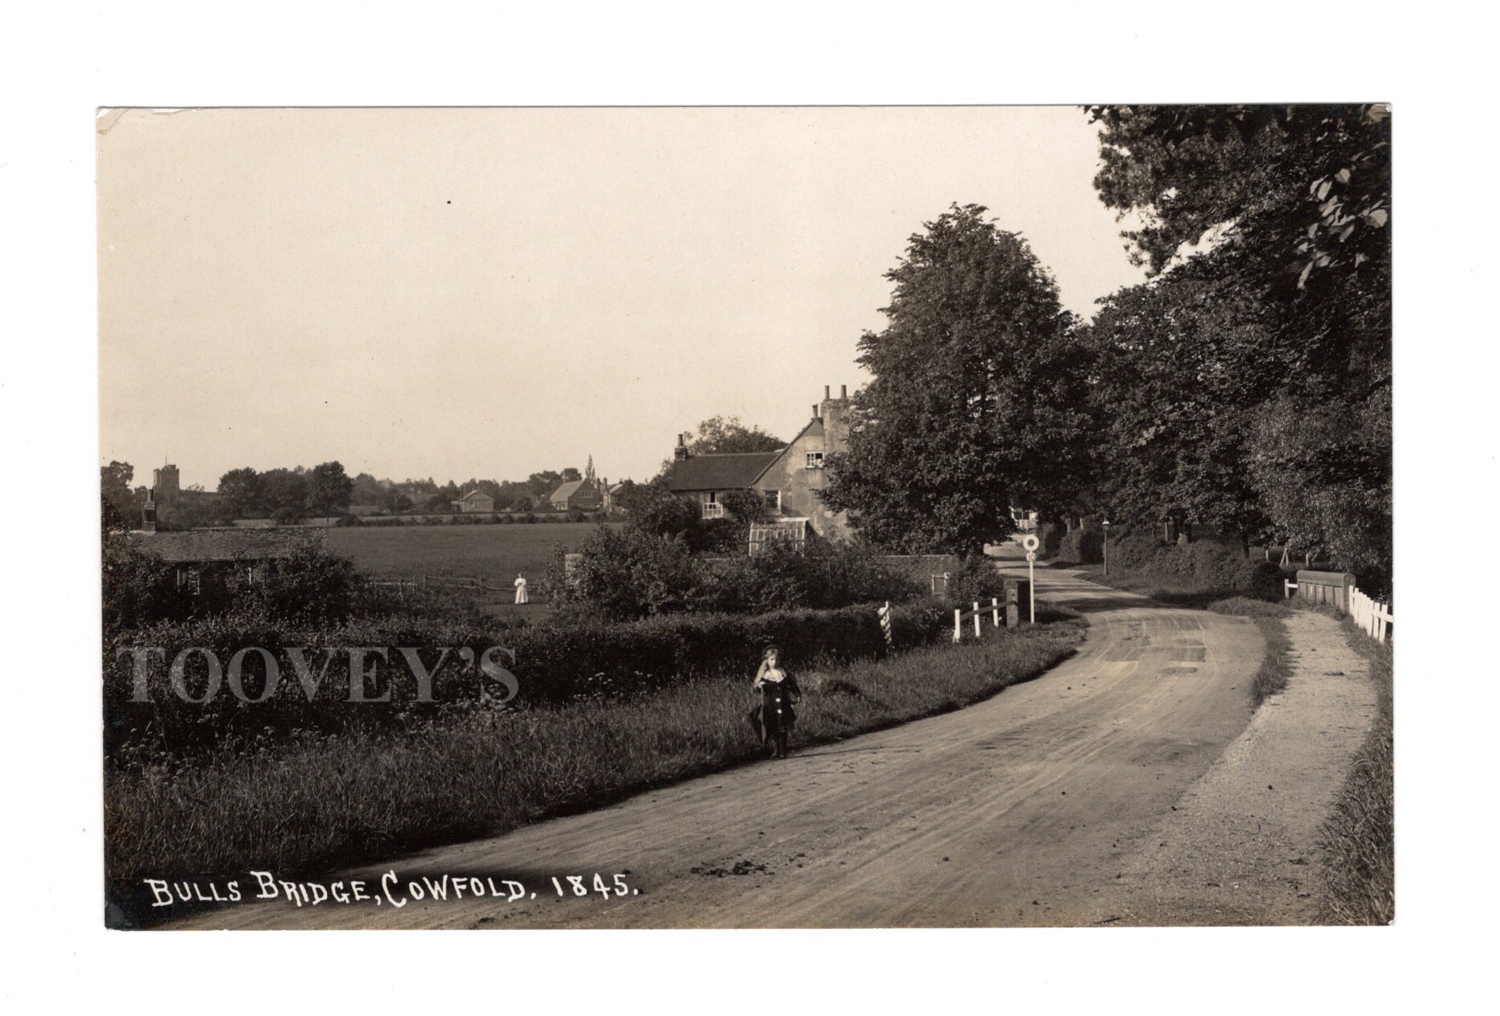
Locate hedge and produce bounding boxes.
[1055,524,1281,599]
[104,601,951,758]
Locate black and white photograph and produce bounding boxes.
[95,104,1393,930]
[12,7,1498,1009]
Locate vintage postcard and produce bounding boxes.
[97,105,1392,929]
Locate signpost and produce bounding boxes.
[1021,533,1040,624]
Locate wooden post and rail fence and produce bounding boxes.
[950,579,1033,642]
[1283,569,1393,644]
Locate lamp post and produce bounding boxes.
[1102,519,1110,576]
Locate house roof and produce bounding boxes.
[663,451,782,492]
[459,489,492,501]
[551,478,603,501]
[127,527,326,563]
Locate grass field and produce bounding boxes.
[324,522,621,616]
[326,522,618,580]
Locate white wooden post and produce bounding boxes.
[973,602,981,638]
[953,608,962,643]
[991,597,1000,627]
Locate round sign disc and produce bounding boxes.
[1022,534,1040,552]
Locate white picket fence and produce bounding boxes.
[1349,586,1394,644]
[1285,570,1392,644]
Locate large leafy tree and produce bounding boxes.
[1085,105,1390,579]
[217,466,266,517]
[820,204,1092,553]
[306,461,354,516]
[1081,265,1278,538]
[259,468,309,517]
[101,461,139,528]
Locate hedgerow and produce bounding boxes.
[104,601,951,757]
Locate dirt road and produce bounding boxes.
[171,552,1281,929]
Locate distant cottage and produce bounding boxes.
[456,489,495,513]
[549,456,608,512]
[664,385,853,540]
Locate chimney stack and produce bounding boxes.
[674,432,689,460]
[819,385,850,455]
[142,487,157,532]
[824,385,831,400]
[812,404,819,419]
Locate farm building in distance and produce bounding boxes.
[664,385,853,540]
[549,457,608,512]
[126,527,326,597]
[456,489,495,512]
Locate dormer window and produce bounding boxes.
[805,451,824,469]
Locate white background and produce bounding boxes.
[2,2,1494,1012]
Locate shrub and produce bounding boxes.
[1057,525,1103,564]
[551,524,706,620]
[554,525,921,619]
[616,480,699,540]
[1106,526,1163,571]
[271,505,306,525]
[102,537,189,627]
[945,554,1009,607]
[698,540,921,614]
[242,545,364,623]
[1037,522,1065,559]
[1086,525,1283,600]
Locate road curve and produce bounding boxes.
[169,549,1264,929]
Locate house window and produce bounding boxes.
[762,489,781,512]
[805,451,824,469]
[702,493,724,519]
[186,568,201,596]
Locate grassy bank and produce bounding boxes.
[1208,597,1294,706]
[1056,563,1267,609]
[107,618,1083,921]
[1318,620,1394,925]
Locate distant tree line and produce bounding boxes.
[101,459,593,529]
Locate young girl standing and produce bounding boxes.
[752,646,801,759]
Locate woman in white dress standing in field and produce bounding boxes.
[513,573,529,605]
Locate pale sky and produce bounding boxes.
[97,107,1146,490]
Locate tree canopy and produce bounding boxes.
[688,415,784,455]
[819,204,1092,553]
[1082,104,1391,580]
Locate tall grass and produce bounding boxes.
[106,622,1080,921]
[1209,597,1293,706]
[1318,620,1394,925]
